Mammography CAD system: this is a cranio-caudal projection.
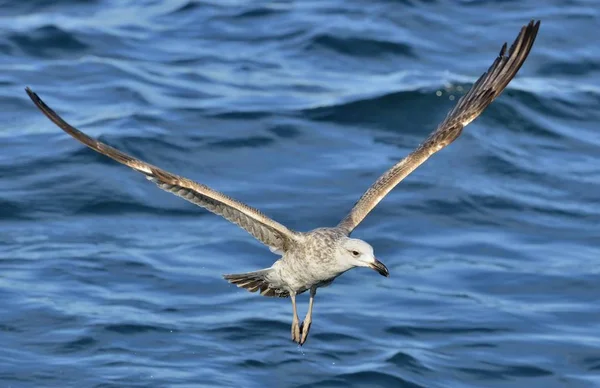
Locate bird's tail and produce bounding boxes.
[223,268,289,298]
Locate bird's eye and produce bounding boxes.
[351,250,360,257]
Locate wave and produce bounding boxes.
[306,33,417,59]
[298,371,427,388]
[5,25,88,58]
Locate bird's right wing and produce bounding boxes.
[26,88,299,253]
[338,20,540,235]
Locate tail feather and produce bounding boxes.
[223,269,289,298]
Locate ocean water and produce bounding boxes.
[1,1,599,387]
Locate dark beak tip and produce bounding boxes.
[370,259,390,278]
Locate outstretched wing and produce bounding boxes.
[26,88,299,252]
[337,20,540,234]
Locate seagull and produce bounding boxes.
[25,20,539,346]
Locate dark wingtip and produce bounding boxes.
[25,86,37,102]
[498,42,508,57]
[25,87,39,103]
[25,86,55,118]
[532,20,541,37]
[525,19,541,43]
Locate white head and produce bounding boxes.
[338,238,389,277]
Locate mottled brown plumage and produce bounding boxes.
[25,20,540,346]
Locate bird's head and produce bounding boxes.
[339,238,389,277]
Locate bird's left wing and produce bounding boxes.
[337,20,540,235]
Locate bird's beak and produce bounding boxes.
[369,258,389,277]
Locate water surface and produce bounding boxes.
[1,1,599,387]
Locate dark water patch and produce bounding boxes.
[302,90,437,132]
[206,135,274,149]
[236,358,268,368]
[387,351,431,373]
[268,124,302,139]
[297,379,347,388]
[538,59,600,77]
[0,199,27,220]
[386,324,508,337]
[59,335,97,354]
[312,331,362,343]
[168,0,202,15]
[101,258,157,273]
[457,366,506,380]
[582,356,600,372]
[501,365,554,377]
[308,371,426,388]
[103,323,174,335]
[207,318,288,341]
[94,383,151,388]
[9,25,88,58]
[234,6,287,20]
[458,363,553,380]
[307,33,416,59]
[463,342,497,348]
[205,110,273,120]
[0,0,97,16]
[0,323,23,333]
[0,41,12,55]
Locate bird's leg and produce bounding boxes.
[299,287,316,346]
[290,292,301,343]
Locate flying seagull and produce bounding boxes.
[26,20,539,345]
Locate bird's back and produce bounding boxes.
[268,228,348,293]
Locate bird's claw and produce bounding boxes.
[299,320,311,346]
[291,319,301,343]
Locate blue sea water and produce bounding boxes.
[1,1,599,387]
